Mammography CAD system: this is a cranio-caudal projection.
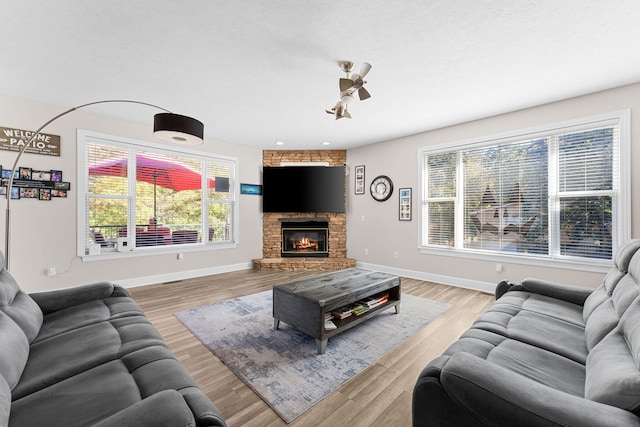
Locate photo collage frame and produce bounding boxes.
[1,166,70,200]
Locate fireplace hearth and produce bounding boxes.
[281,221,329,258]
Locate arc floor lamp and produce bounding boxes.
[3,99,205,270]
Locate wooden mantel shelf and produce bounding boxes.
[252,257,356,271]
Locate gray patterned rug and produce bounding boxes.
[175,290,450,423]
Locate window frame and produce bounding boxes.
[418,110,630,272]
[77,129,239,260]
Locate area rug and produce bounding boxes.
[175,290,450,423]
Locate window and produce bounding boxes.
[420,111,629,264]
[78,130,237,256]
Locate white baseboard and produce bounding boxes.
[114,260,495,295]
[116,262,254,289]
[355,262,496,294]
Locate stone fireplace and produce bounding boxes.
[252,150,356,271]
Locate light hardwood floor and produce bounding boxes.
[128,269,495,427]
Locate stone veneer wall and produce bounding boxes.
[253,150,356,271]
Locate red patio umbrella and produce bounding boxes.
[89,153,215,218]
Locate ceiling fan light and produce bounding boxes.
[340,93,354,104]
[154,113,204,145]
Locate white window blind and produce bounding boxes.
[424,152,456,247]
[82,135,236,255]
[462,138,548,255]
[420,112,626,263]
[556,127,615,259]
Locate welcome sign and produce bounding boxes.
[0,126,60,156]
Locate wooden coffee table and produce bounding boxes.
[273,268,401,354]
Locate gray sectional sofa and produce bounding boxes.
[413,239,640,426]
[0,252,226,426]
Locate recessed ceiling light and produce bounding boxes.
[321,141,330,146]
[275,141,284,146]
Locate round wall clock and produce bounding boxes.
[370,175,393,201]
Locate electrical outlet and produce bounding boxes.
[496,263,503,272]
[46,267,57,277]
[177,253,184,262]
[394,251,399,259]
[364,248,369,255]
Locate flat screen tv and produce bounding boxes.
[262,166,345,213]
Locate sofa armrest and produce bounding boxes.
[439,352,640,426]
[180,388,228,427]
[514,277,594,305]
[29,282,130,314]
[93,389,226,427]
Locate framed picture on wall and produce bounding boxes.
[32,170,51,181]
[18,167,32,180]
[354,165,365,195]
[240,183,262,195]
[399,187,412,221]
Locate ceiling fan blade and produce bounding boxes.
[325,109,335,115]
[359,62,372,78]
[337,112,350,120]
[340,78,354,92]
[358,87,371,100]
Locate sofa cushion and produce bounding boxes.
[583,251,640,351]
[583,238,640,320]
[10,359,144,426]
[0,312,29,390]
[444,328,586,397]
[585,295,640,414]
[33,296,145,343]
[12,317,166,399]
[471,303,588,364]
[10,344,201,426]
[491,290,585,325]
[0,375,9,427]
[0,268,42,343]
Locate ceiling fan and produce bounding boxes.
[325,60,372,120]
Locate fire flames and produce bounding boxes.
[295,237,318,251]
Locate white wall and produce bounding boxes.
[0,95,264,292]
[347,83,640,292]
[5,84,639,295]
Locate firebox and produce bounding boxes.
[281,221,329,258]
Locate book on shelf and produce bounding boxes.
[360,292,389,309]
[351,302,370,316]
[324,313,337,330]
[331,306,353,319]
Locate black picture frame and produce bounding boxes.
[18,167,31,180]
[354,165,365,195]
[39,188,51,200]
[32,170,51,181]
[20,188,38,199]
[399,187,412,221]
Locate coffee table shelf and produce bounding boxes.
[273,268,401,354]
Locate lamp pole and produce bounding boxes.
[3,100,203,271]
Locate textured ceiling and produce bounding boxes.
[3,1,640,150]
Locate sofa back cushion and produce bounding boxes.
[0,253,43,342]
[585,295,640,413]
[583,240,640,350]
[583,239,640,321]
[0,311,30,390]
[0,374,10,426]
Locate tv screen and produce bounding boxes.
[262,166,345,213]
